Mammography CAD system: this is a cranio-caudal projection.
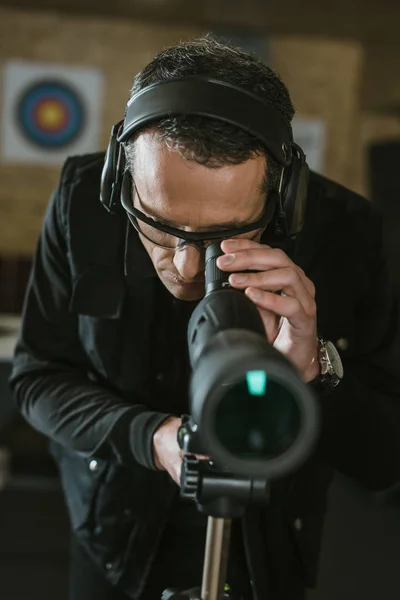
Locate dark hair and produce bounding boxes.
[126,35,295,193]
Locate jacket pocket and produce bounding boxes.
[70,267,125,319]
[69,267,127,381]
[53,444,109,534]
[83,461,176,580]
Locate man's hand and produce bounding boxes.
[152,417,182,484]
[152,417,208,485]
[217,238,320,383]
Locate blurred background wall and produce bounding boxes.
[0,2,400,599]
[0,3,399,260]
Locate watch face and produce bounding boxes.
[326,341,344,379]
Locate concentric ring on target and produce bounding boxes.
[15,79,86,149]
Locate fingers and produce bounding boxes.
[217,238,318,381]
[230,266,315,317]
[221,238,265,253]
[218,241,290,272]
[253,306,281,345]
[217,239,316,323]
[218,240,315,295]
[245,288,315,332]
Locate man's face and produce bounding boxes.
[131,131,267,301]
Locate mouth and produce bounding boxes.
[168,274,205,287]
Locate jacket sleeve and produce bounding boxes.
[317,208,400,491]
[9,182,172,471]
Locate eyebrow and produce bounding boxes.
[151,214,253,231]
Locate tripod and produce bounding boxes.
[161,417,269,600]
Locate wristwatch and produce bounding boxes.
[312,338,344,391]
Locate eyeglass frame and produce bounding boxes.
[120,169,276,251]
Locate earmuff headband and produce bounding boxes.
[118,77,293,167]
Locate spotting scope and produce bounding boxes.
[186,242,319,480]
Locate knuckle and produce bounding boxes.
[273,248,287,262]
[305,299,317,317]
[291,297,302,314]
[293,268,302,282]
[287,266,301,285]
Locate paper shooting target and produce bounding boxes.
[1,61,103,165]
[15,80,86,149]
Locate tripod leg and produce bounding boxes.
[200,517,232,600]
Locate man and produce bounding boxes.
[9,36,400,600]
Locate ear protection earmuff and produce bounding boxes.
[100,77,309,237]
[100,121,125,214]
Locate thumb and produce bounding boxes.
[258,307,280,345]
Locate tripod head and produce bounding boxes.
[178,416,269,519]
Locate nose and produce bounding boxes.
[173,244,204,282]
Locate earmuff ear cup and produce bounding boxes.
[281,144,309,237]
[100,122,125,213]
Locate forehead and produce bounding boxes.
[131,131,267,205]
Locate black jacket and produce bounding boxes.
[9,154,400,599]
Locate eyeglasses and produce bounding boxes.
[121,169,276,251]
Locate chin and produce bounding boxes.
[160,274,205,301]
